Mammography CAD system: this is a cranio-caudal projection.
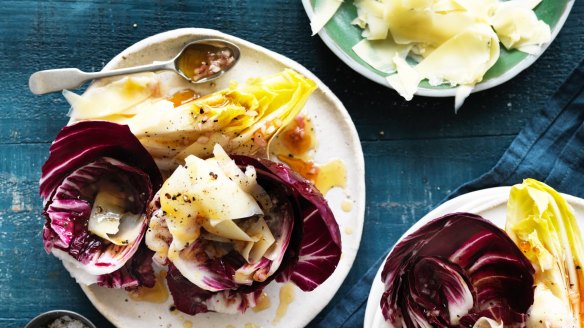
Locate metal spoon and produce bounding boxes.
[29,38,241,95]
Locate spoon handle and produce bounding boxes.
[29,61,174,95]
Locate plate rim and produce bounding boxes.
[301,0,575,97]
[363,186,584,327]
[77,27,366,328]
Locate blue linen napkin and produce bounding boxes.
[311,60,584,328]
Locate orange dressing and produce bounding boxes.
[278,156,347,195]
[272,115,346,195]
[128,271,169,303]
[252,292,271,312]
[281,116,316,156]
[271,115,316,159]
[122,77,149,97]
[314,159,347,195]
[277,155,319,182]
[177,44,221,80]
[169,89,199,107]
[272,282,295,325]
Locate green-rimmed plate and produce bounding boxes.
[302,0,575,97]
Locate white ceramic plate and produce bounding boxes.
[364,187,584,327]
[301,0,575,97]
[77,28,365,328]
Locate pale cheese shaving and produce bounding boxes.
[352,38,411,73]
[491,5,551,54]
[385,55,422,101]
[87,181,144,246]
[472,317,504,328]
[154,145,277,273]
[310,0,343,35]
[333,0,552,106]
[382,0,481,47]
[416,24,500,87]
[160,153,263,255]
[353,0,389,40]
[498,0,543,10]
[526,284,576,328]
[455,85,474,113]
[65,73,159,120]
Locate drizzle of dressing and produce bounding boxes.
[168,89,199,107]
[122,77,151,97]
[271,115,317,159]
[272,115,347,195]
[253,292,271,312]
[183,321,193,328]
[344,226,354,235]
[277,156,347,195]
[276,155,318,180]
[341,199,353,212]
[128,271,169,303]
[314,159,347,195]
[272,282,296,325]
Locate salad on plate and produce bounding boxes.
[39,66,347,321]
[307,0,565,110]
[376,179,583,327]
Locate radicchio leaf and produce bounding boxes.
[160,155,341,315]
[380,213,535,327]
[233,156,342,291]
[40,121,162,286]
[167,264,263,315]
[97,245,156,289]
[40,121,162,202]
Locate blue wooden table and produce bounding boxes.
[1,1,583,327]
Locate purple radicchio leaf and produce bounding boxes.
[98,243,156,289]
[380,212,535,327]
[40,121,162,286]
[233,156,342,291]
[40,121,162,202]
[166,264,263,315]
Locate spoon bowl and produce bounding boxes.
[29,38,240,95]
[173,39,240,83]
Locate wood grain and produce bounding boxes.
[0,1,583,327]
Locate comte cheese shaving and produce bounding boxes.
[310,0,343,35]
[310,0,551,108]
